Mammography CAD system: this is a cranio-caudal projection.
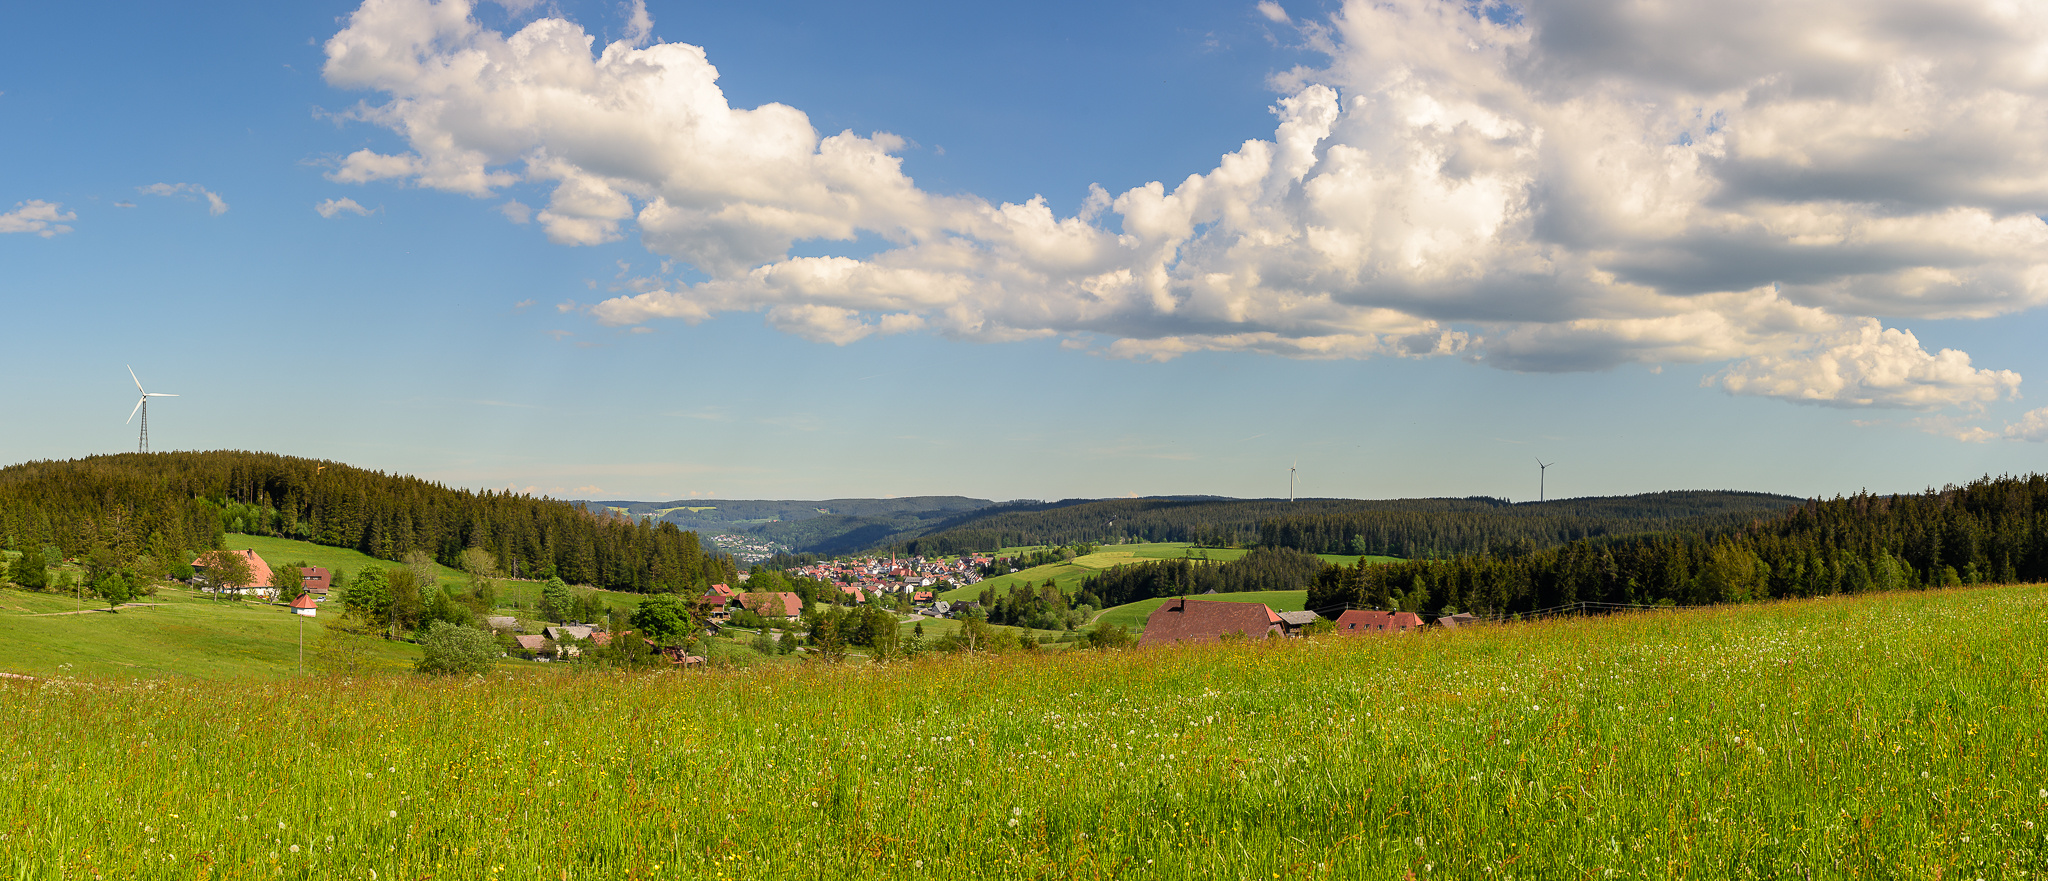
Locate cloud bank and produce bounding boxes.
[140,182,229,215]
[322,0,2048,411]
[315,197,374,218]
[0,200,74,237]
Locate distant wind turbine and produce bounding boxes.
[126,366,177,454]
[1535,458,1555,503]
[1289,461,1298,502]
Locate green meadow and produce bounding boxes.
[1092,590,1310,633]
[224,534,469,584]
[0,586,422,680]
[5,584,2044,879]
[940,542,1396,601]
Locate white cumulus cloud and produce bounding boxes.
[0,200,75,237]
[315,197,374,218]
[321,0,2048,411]
[2005,408,2048,442]
[139,182,229,215]
[1707,320,2019,409]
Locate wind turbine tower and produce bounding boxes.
[1535,458,1554,503]
[127,366,177,454]
[1289,461,1298,502]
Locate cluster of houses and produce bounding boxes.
[708,534,785,565]
[1136,597,1478,648]
[785,553,989,600]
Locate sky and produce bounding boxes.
[4,0,2047,504]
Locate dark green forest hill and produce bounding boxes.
[1312,475,2048,618]
[0,452,733,593]
[898,491,1802,557]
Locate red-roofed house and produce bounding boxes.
[739,592,804,619]
[1335,609,1424,634]
[1137,598,1281,647]
[191,549,275,597]
[706,583,735,598]
[289,593,318,617]
[299,567,332,594]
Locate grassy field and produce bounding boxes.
[940,543,1396,602]
[225,534,468,584]
[0,585,424,679]
[0,534,661,681]
[1092,590,1310,633]
[6,583,2044,879]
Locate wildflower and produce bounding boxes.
[1012,807,1022,817]
[1415,836,1425,848]
[289,845,299,854]
[1007,818,1019,828]
[387,811,397,819]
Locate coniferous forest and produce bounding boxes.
[1311,474,2048,618]
[0,452,734,593]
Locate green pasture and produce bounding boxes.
[5,583,2044,879]
[1091,590,1309,633]
[0,586,422,680]
[225,534,469,584]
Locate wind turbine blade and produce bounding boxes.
[149,393,178,398]
[127,396,145,424]
[128,365,144,394]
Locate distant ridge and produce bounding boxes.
[581,490,1803,560]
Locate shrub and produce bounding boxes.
[416,621,497,676]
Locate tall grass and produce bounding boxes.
[3,585,2045,879]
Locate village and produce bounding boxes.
[185,545,1479,664]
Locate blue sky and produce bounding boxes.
[4,0,2047,503]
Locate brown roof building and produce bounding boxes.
[191,549,275,590]
[1335,609,1424,634]
[1137,598,1281,647]
[738,592,804,619]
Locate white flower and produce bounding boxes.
[289,845,299,853]
[1415,836,1425,848]
[1007,818,1019,827]
[387,811,397,819]
[277,822,286,830]
[1011,807,1022,817]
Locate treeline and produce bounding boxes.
[1261,491,1802,558]
[1078,547,1327,609]
[0,452,735,594]
[896,492,1800,558]
[1311,475,2048,617]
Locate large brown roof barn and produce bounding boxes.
[1138,598,1281,647]
[1334,609,1424,634]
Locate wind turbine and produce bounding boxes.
[1289,461,1298,502]
[1535,458,1555,503]
[126,366,177,454]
